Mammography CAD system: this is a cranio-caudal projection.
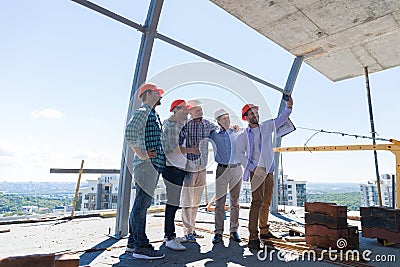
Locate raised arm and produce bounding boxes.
[274,95,293,128]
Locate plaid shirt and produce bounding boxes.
[179,118,217,162]
[161,117,188,169]
[125,104,165,169]
[161,118,183,154]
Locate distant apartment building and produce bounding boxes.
[21,205,38,214]
[79,174,120,211]
[360,173,396,208]
[277,171,307,207]
[54,205,72,213]
[79,174,168,211]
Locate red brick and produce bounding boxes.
[360,207,372,217]
[306,234,358,250]
[362,227,400,243]
[305,213,347,229]
[305,202,347,217]
[55,254,79,267]
[361,216,400,232]
[384,208,400,221]
[0,254,55,267]
[370,207,387,217]
[306,224,348,238]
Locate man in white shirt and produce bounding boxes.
[236,96,293,250]
[161,99,199,251]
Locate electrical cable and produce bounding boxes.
[295,126,392,153]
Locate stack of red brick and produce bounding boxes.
[305,202,359,250]
[361,206,400,243]
[0,253,79,267]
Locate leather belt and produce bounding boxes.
[218,163,241,168]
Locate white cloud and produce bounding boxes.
[0,148,13,157]
[30,108,64,119]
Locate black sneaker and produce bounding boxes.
[230,232,241,242]
[247,239,262,250]
[260,231,281,239]
[125,244,134,254]
[212,234,223,244]
[133,244,165,260]
[193,231,204,238]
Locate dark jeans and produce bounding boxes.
[162,166,186,240]
[128,161,161,249]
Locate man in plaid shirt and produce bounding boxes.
[124,83,166,260]
[179,100,217,242]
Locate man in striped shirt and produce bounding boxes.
[179,100,217,242]
[125,83,166,260]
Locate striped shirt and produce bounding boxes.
[179,119,217,163]
[125,104,165,169]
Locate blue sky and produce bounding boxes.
[1,0,399,183]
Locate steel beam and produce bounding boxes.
[71,0,145,32]
[115,0,164,238]
[271,56,303,213]
[50,168,120,174]
[364,66,382,207]
[71,1,285,94]
[156,33,285,93]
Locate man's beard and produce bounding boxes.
[250,117,258,124]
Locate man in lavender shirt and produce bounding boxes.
[236,96,293,250]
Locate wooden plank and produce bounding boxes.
[284,236,306,242]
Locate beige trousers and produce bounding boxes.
[181,170,206,235]
[248,171,274,240]
[214,165,243,234]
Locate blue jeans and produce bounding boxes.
[162,166,186,239]
[128,161,161,249]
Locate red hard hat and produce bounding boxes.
[138,83,164,98]
[241,104,258,120]
[170,99,188,112]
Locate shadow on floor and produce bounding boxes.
[112,240,250,267]
[79,237,120,266]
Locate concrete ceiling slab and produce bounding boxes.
[211,0,400,81]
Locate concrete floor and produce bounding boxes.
[0,208,399,266]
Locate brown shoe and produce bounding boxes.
[247,239,262,250]
[260,231,281,239]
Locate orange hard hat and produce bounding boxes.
[241,104,258,120]
[138,83,164,98]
